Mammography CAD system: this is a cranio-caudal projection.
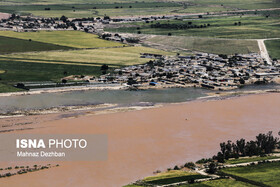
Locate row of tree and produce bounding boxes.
[150,22,210,30]
[213,131,280,163]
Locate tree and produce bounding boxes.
[184,162,195,169]
[104,15,110,20]
[236,138,245,156]
[127,78,137,85]
[101,64,109,74]
[16,83,25,89]
[216,152,225,163]
[60,15,68,22]
[239,78,245,84]
[10,13,16,20]
[206,163,217,174]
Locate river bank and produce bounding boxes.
[0,92,279,187]
[0,85,279,118]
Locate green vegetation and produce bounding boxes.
[146,36,259,55]
[190,0,280,10]
[0,46,174,67]
[221,162,280,186]
[106,15,280,39]
[0,59,101,83]
[0,46,173,92]
[0,31,123,48]
[0,2,182,18]
[265,39,280,60]
[226,155,280,164]
[1,0,279,17]
[186,178,255,186]
[143,170,208,185]
[0,83,23,93]
[144,170,198,182]
[0,35,72,54]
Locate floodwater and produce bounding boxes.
[0,84,279,113]
[1,93,280,187]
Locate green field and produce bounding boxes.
[225,155,280,164]
[186,178,255,186]
[0,31,123,48]
[1,0,279,17]
[0,2,182,17]
[0,46,174,67]
[0,35,72,54]
[0,46,173,92]
[0,60,100,92]
[146,36,259,55]
[123,171,254,187]
[0,29,174,92]
[191,0,280,10]
[0,83,23,93]
[12,6,233,18]
[221,162,280,186]
[265,39,280,60]
[143,170,209,185]
[106,15,280,39]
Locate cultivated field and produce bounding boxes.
[0,29,173,92]
[265,39,280,60]
[146,36,259,55]
[0,46,174,67]
[0,0,279,17]
[187,178,255,186]
[0,35,72,54]
[225,155,280,164]
[0,2,181,18]
[0,45,173,92]
[142,170,208,185]
[0,31,123,48]
[106,15,280,39]
[0,83,22,93]
[221,162,280,186]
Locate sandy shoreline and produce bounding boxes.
[0,93,280,187]
[0,85,128,97]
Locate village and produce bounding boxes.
[1,14,280,91]
[96,52,280,90]
[0,13,170,33]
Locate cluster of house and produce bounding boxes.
[96,53,280,90]
[0,13,191,33]
[0,14,106,33]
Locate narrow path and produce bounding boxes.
[257,38,280,65]
[258,39,271,65]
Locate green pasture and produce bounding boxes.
[146,36,259,55]
[0,31,123,48]
[265,39,280,60]
[0,35,72,54]
[105,15,280,39]
[221,161,280,186]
